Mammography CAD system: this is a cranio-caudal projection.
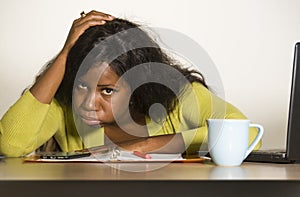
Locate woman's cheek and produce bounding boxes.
[73,91,84,112]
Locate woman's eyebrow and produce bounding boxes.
[97,84,119,88]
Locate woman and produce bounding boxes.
[0,11,260,157]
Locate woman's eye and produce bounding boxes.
[77,82,88,90]
[101,88,115,96]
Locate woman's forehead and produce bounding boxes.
[80,63,127,86]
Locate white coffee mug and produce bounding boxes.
[207,119,264,166]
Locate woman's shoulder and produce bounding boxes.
[180,81,210,98]
[191,81,208,90]
[175,82,212,111]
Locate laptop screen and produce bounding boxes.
[286,42,300,160]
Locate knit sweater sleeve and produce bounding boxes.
[0,90,64,157]
[179,82,262,155]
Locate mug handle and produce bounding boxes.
[244,124,264,159]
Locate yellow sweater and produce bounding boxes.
[0,82,261,157]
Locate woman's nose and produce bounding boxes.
[82,91,98,111]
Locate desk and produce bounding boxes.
[0,158,300,180]
[0,158,300,196]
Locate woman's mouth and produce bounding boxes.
[80,116,101,126]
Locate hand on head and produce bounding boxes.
[61,10,115,55]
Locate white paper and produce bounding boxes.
[35,151,184,163]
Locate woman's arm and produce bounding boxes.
[30,11,114,104]
[115,133,186,154]
[0,11,114,156]
[112,82,261,155]
[0,91,63,156]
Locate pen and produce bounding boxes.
[133,151,152,159]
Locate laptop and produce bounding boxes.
[245,42,300,163]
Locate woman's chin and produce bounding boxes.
[89,124,102,128]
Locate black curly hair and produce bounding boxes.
[55,18,207,121]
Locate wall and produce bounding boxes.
[0,0,300,150]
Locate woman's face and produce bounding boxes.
[73,63,131,127]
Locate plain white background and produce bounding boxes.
[0,0,299,150]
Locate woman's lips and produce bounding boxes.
[80,116,101,126]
